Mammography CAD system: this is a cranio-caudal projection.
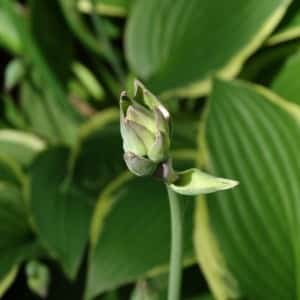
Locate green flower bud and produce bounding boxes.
[120,80,171,176]
[124,152,157,176]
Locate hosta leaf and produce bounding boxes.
[126,0,291,97]
[0,181,40,297]
[20,79,62,142]
[268,1,300,45]
[0,130,45,166]
[85,171,195,299]
[0,267,18,298]
[78,0,135,17]
[0,3,21,54]
[271,50,300,105]
[3,0,80,144]
[0,156,24,186]
[169,168,238,196]
[195,79,300,299]
[72,62,105,101]
[72,108,125,197]
[4,58,25,91]
[30,147,93,279]
[58,0,105,56]
[2,94,28,130]
[31,0,74,84]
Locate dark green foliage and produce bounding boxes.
[1,0,300,299]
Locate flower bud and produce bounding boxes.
[120,80,171,176]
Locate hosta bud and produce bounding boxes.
[120,80,171,176]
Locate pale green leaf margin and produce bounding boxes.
[0,266,18,298]
[0,129,46,152]
[194,198,241,300]
[267,26,300,45]
[161,0,291,98]
[194,79,300,300]
[78,0,127,17]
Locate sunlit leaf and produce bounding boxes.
[195,79,300,299]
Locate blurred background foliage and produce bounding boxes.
[0,0,300,299]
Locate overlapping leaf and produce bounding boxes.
[29,147,93,279]
[0,159,40,296]
[126,0,291,97]
[271,50,300,105]
[268,0,300,45]
[195,79,300,299]
[85,172,195,299]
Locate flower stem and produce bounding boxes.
[166,184,183,300]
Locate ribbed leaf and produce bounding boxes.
[85,171,195,299]
[195,79,300,299]
[126,0,290,97]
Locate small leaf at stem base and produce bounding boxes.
[169,168,238,196]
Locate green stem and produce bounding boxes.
[166,185,183,300]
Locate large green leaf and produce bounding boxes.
[271,50,300,105]
[126,0,291,97]
[268,0,300,45]
[29,147,93,279]
[85,171,195,299]
[194,79,300,299]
